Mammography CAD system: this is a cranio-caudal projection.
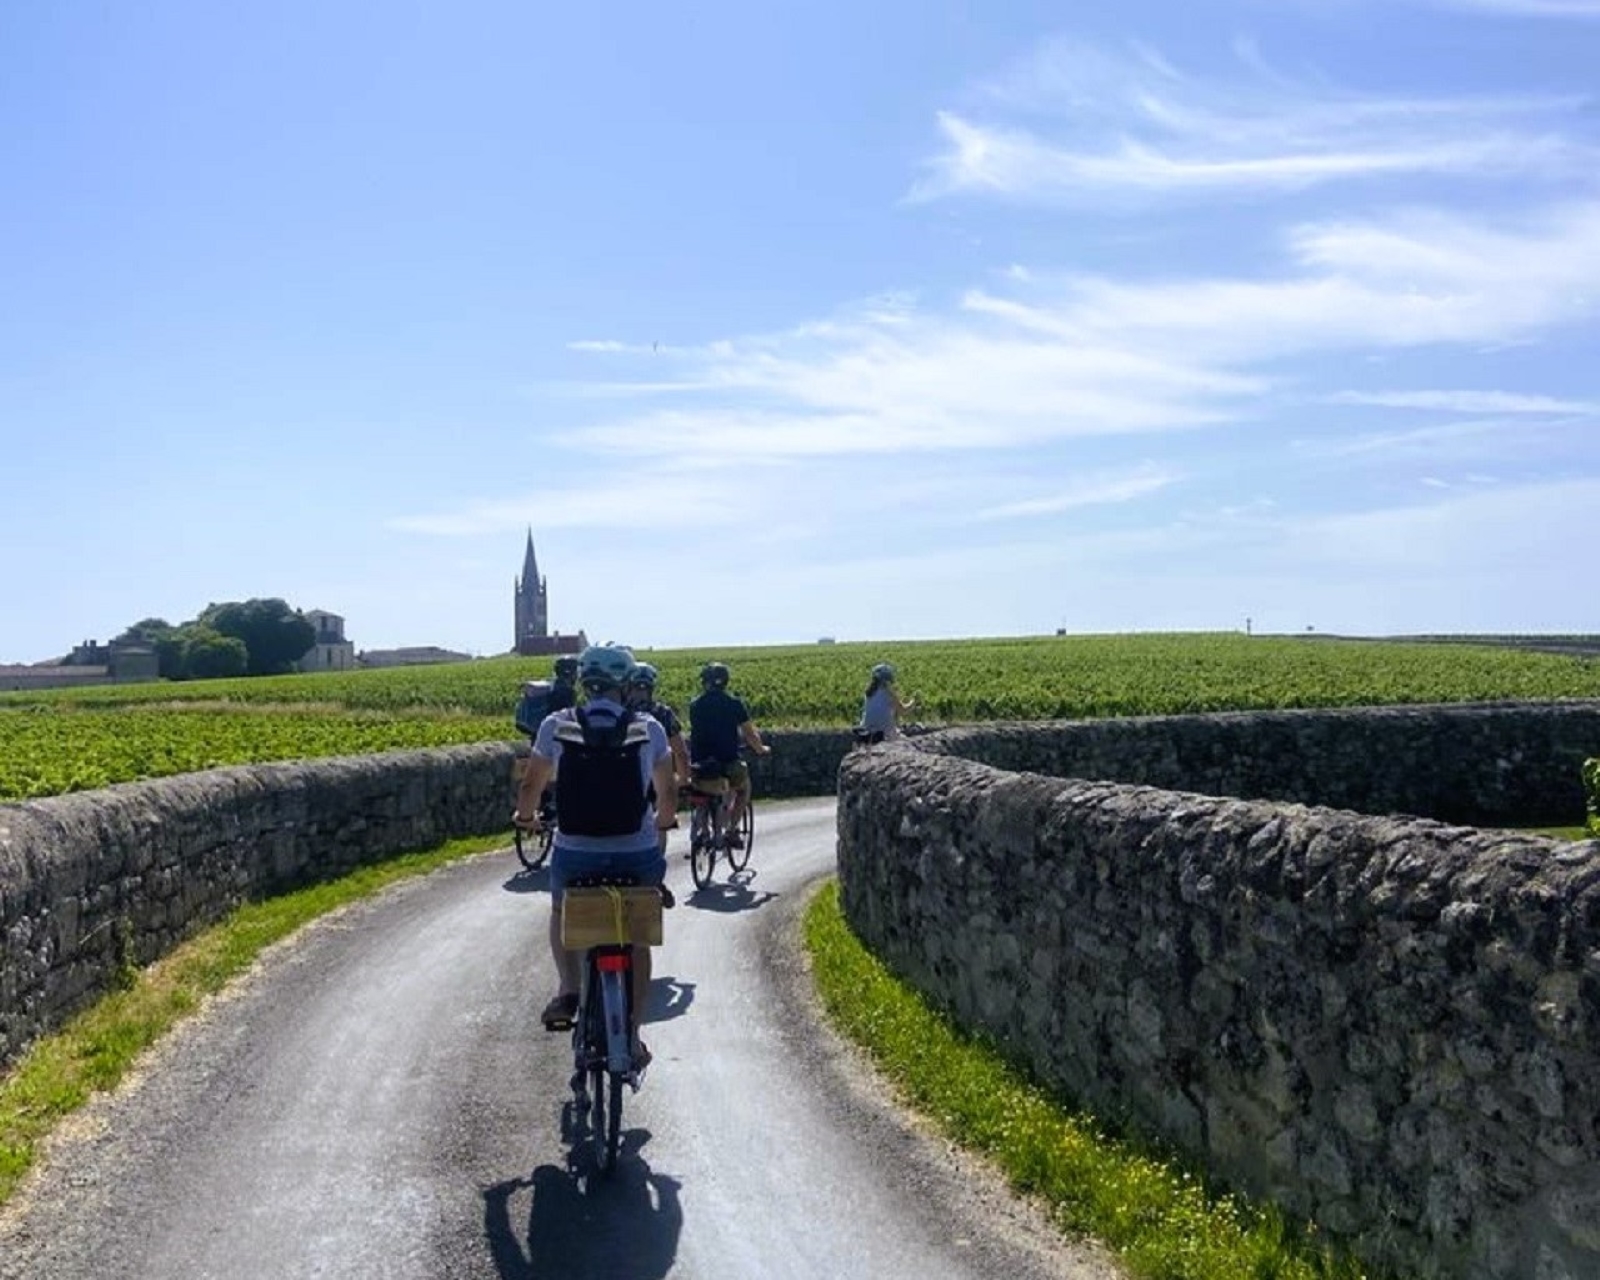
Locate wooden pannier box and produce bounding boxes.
[561,886,665,949]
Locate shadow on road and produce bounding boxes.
[646,976,696,1024]
[685,870,778,914]
[483,1134,683,1280]
[501,866,551,895]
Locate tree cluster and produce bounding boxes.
[109,600,317,681]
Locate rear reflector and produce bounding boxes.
[596,953,631,973]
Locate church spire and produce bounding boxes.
[521,527,539,588]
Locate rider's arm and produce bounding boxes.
[652,752,678,827]
[515,753,553,824]
[739,720,771,755]
[669,732,690,785]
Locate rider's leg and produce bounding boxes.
[541,858,582,1026]
[546,901,581,1014]
[724,763,750,840]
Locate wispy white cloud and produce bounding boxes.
[971,467,1179,521]
[912,40,1595,203]
[1329,389,1600,414]
[551,202,1600,478]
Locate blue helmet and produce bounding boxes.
[577,643,635,694]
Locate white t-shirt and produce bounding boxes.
[533,697,669,852]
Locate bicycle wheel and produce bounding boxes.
[584,988,606,1140]
[514,823,552,871]
[689,803,716,888]
[727,800,753,872]
[603,1071,625,1173]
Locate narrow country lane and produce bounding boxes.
[0,798,1119,1280]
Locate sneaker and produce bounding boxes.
[541,992,579,1031]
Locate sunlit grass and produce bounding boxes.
[802,880,1385,1280]
[0,833,509,1207]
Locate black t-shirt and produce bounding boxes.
[547,682,578,715]
[689,688,749,763]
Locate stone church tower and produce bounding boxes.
[512,530,584,657]
[513,529,549,650]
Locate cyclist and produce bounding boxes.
[514,643,677,1064]
[687,661,770,848]
[625,661,690,851]
[858,661,915,743]
[513,655,582,830]
[548,654,580,716]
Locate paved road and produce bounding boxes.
[0,798,1119,1279]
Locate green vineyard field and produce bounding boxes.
[3,633,1598,801]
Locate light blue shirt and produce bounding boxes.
[860,686,899,736]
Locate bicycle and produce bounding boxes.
[509,751,554,871]
[684,774,755,888]
[558,874,671,1174]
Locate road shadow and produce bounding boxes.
[644,976,696,1024]
[501,865,551,895]
[685,869,778,914]
[483,1133,683,1280]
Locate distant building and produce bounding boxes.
[297,610,357,673]
[1,640,159,692]
[513,529,585,658]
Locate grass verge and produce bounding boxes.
[0,832,510,1208]
[802,879,1382,1280]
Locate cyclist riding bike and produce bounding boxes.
[514,643,677,1065]
[513,654,583,832]
[686,661,770,849]
[625,661,690,852]
[546,655,580,718]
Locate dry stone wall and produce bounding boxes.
[836,700,1600,1280]
[0,743,514,1071]
[0,727,850,1074]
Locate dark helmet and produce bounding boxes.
[553,655,579,682]
[577,643,635,694]
[871,662,896,682]
[628,661,659,691]
[700,661,730,690]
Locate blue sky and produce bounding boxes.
[4,0,1598,663]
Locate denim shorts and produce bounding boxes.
[549,843,666,904]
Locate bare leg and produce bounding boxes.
[548,902,580,998]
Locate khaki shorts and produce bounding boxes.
[691,760,750,793]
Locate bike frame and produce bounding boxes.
[586,945,634,1074]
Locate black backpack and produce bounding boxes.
[552,708,651,838]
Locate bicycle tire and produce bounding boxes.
[584,980,606,1143]
[603,1071,624,1173]
[726,801,753,872]
[513,823,552,871]
[689,804,716,888]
